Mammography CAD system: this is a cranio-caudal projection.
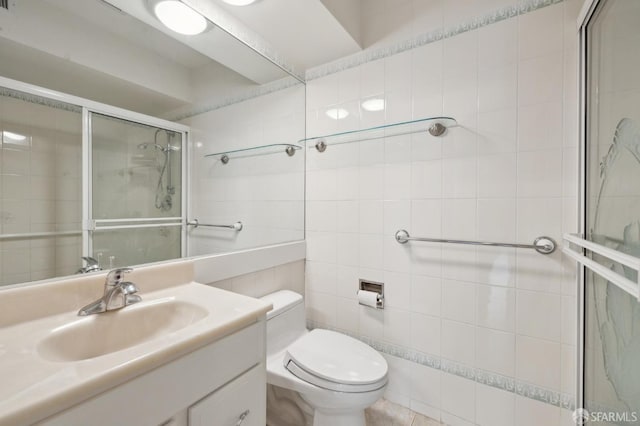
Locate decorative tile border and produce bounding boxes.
[167,76,303,122]
[308,320,576,411]
[0,87,82,113]
[305,0,565,81]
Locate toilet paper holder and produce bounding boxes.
[359,279,384,309]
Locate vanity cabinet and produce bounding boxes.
[39,321,266,426]
[189,365,264,426]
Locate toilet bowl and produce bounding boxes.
[261,290,388,426]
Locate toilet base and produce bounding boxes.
[312,409,365,426]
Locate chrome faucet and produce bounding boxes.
[78,268,142,316]
[76,256,102,274]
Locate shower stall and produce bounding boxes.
[0,78,188,285]
[570,0,640,422]
[88,112,186,269]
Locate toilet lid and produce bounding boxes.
[284,329,387,392]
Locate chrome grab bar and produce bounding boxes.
[394,229,556,255]
[0,230,81,240]
[187,219,243,231]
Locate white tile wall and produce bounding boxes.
[185,85,306,256]
[305,1,581,425]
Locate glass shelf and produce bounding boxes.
[300,116,457,151]
[204,143,302,164]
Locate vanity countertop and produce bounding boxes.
[0,261,271,426]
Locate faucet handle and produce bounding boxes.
[105,267,133,286]
[82,256,100,267]
[120,281,139,295]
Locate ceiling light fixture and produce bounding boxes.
[2,131,27,141]
[222,0,258,6]
[361,98,385,112]
[153,0,208,35]
[325,108,349,120]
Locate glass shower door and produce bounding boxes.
[88,112,185,268]
[583,0,640,422]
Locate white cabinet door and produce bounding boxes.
[189,364,266,426]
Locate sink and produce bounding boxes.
[37,298,208,362]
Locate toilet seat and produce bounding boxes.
[283,329,388,393]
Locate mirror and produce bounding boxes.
[0,0,305,287]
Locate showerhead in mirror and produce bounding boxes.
[138,130,180,211]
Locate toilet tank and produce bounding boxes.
[260,290,307,356]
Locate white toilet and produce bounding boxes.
[261,290,388,426]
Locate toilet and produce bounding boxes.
[261,290,388,426]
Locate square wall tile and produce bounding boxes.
[475,383,515,426]
[478,63,517,113]
[336,297,359,334]
[306,291,336,328]
[336,233,359,266]
[517,150,563,198]
[475,327,515,377]
[477,153,517,198]
[477,198,516,241]
[476,284,515,332]
[518,3,564,60]
[518,53,563,107]
[518,102,563,152]
[411,160,443,199]
[410,362,442,410]
[516,289,562,342]
[361,60,385,98]
[383,354,414,404]
[359,200,384,234]
[411,312,441,356]
[359,234,384,269]
[384,307,412,346]
[384,200,411,235]
[411,274,442,317]
[477,108,517,155]
[515,396,560,426]
[384,270,411,310]
[441,320,475,366]
[441,372,476,423]
[478,18,517,69]
[442,157,477,199]
[336,265,360,299]
[516,335,561,391]
[442,279,476,325]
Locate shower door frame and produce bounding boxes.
[0,75,191,272]
[576,0,593,413]
[576,0,615,414]
[82,107,189,263]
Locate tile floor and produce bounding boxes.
[365,399,443,426]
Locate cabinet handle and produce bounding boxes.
[235,409,250,426]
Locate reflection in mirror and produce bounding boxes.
[0,94,82,286]
[0,0,305,287]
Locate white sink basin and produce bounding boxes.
[0,264,272,426]
[37,298,208,362]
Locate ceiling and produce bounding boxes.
[0,0,293,116]
[212,0,364,71]
[0,0,373,117]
